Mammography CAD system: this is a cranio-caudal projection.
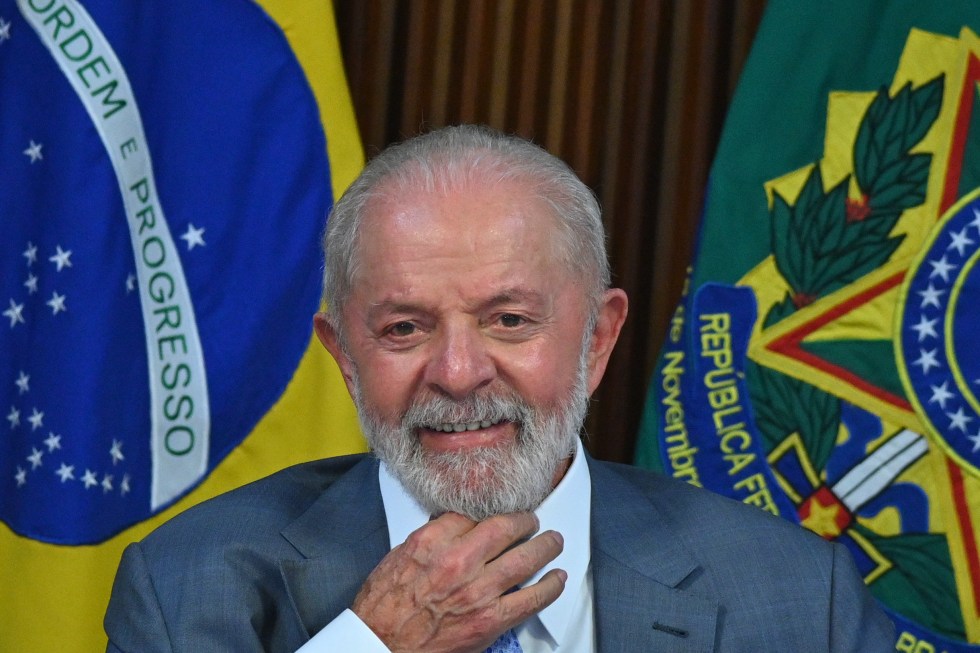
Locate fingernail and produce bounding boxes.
[551,530,564,547]
[557,569,568,583]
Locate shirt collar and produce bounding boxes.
[378,438,592,647]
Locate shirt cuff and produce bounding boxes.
[296,609,390,652]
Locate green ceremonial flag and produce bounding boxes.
[636,1,980,648]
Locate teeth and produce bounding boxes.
[430,419,500,432]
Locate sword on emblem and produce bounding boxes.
[832,429,929,512]
[797,429,928,538]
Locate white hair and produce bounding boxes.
[321,124,610,337]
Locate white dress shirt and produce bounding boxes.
[300,439,596,652]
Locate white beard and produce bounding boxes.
[350,351,590,521]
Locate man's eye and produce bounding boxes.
[388,322,416,337]
[499,314,525,328]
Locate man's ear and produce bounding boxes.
[585,288,628,395]
[313,311,357,397]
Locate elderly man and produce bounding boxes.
[104,125,894,652]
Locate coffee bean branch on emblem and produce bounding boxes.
[745,75,966,639]
[772,75,943,310]
[750,74,944,469]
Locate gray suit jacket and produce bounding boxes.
[104,453,894,651]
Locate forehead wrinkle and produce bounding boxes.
[362,285,552,321]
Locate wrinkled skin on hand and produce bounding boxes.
[352,512,567,653]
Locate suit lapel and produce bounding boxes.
[278,456,390,638]
[589,459,718,652]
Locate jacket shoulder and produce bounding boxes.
[141,453,374,553]
[593,459,812,540]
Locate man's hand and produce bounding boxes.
[351,512,566,653]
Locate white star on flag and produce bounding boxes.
[43,432,62,452]
[6,406,20,428]
[125,273,136,293]
[971,208,980,233]
[55,463,75,483]
[910,315,938,342]
[49,245,72,271]
[15,467,27,488]
[913,348,941,374]
[968,431,980,454]
[27,407,44,430]
[15,371,30,394]
[23,139,43,163]
[928,255,957,283]
[81,470,98,489]
[24,273,38,294]
[46,291,67,315]
[947,406,974,432]
[917,283,945,309]
[948,227,975,256]
[0,17,11,42]
[3,299,26,328]
[180,223,206,250]
[22,241,38,266]
[101,474,114,494]
[109,439,124,465]
[27,447,44,469]
[929,381,955,409]
[120,474,131,496]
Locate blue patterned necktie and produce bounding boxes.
[485,628,523,652]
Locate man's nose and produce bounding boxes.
[424,324,496,399]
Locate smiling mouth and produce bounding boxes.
[426,418,506,433]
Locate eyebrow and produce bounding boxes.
[479,288,547,310]
[365,300,422,322]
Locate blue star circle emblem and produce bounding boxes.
[899,190,980,474]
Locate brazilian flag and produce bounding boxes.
[0,1,365,650]
[637,1,980,649]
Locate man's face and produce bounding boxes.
[316,175,626,518]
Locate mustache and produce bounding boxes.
[401,390,533,430]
